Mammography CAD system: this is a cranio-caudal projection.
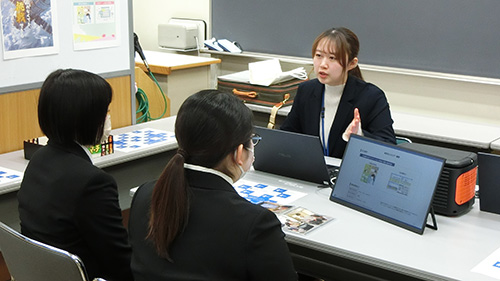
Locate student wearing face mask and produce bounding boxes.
[128,90,297,281]
[18,69,133,281]
[281,27,396,158]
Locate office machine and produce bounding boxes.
[158,23,198,50]
[400,142,477,216]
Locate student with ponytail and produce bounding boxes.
[128,90,297,281]
[281,27,396,158]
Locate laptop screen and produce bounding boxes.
[330,135,445,234]
[253,126,331,185]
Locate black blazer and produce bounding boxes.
[281,76,396,158]
[128,169,297,281]
[18,141,133,281]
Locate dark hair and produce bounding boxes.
[147,90,253,259]
[38,69,112,145]
[311,27,363,80]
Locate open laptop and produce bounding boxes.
[253,126,334,186]
[478,152,500,215]
[329,134,445,234]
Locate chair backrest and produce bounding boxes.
[396,136,412,145]
[0,222,90,281]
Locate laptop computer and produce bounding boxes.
[329,134,445,234]
[478,152,500,215]
[253,126,334,186]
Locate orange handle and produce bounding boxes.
[232,89,258,98]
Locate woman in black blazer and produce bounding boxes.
[128,90,297,281]
[281,27,396,158]
[17,69,133,281]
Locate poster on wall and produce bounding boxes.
[0,0,59,60]
[72,0,119,51]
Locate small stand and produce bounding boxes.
[425,206,438,230]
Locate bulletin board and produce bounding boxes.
[0,0,134,93]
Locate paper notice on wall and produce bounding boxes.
[1,0,59,59]
[72,0,119,50]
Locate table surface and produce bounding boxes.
[135,50,221,75]
[490,138,500,151]
[392,111,500,150]
[0,117,177,195]
[128,155,500,281]
[240,169,500,281]
[4,113,500,280]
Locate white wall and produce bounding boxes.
[132,0,210,52]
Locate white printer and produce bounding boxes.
[158,23,198,50]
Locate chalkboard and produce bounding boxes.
[0,0,133,93]
[212,0,500,79]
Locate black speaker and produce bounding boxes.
[399,143,477,216]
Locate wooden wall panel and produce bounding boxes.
[107,76,133,129]
[0,75,132,154]
[0,89,41,154]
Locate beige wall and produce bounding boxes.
[132,0,210,52]
[362,68,500,126]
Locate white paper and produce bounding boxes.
[248,59,307,86]
[472,246,500,279]
[218,70,251,83]
[249,59,282,86]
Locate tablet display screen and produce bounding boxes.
[330,135,444,234]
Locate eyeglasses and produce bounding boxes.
[250,134,262,146]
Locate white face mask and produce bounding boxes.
[100,114,112,143]
[237,164,247,181]
[234,148,250,182]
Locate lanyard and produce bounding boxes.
[321,90,329,156]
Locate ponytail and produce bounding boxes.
[146,89,253,261]
[147,149,190,260]
[349,65,364,81]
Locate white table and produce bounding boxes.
[0,117,179,231]
[0,117,178,196]
[490,137,500,151]
[392,111,500,150]
[242,169,500,281]
[128,151,500,280]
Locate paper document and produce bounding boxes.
[259,203,334,235]
[218,70,252,83]
[472,246,500,279]
[248,59,307,86]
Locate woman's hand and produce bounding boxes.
[342,108,363,141]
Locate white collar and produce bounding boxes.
[324,83,345,97]
[184,163,234,185]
